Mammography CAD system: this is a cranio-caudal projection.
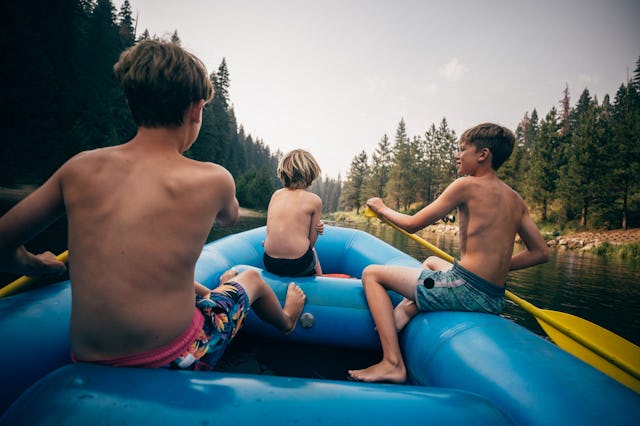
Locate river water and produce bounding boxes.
[208,216,640,347]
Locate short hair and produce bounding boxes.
[459,123,515,170]
[277,149,321,189]
[113,39,214,127]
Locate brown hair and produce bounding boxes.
[277,149,321,189]
[114,39,214,127]
[459,123,515,170]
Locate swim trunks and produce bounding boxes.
[71,281,249,371]
[263,246,317,277]
[172,281,250,370]
[414,261,505,314]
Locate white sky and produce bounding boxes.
[114,0,640,178]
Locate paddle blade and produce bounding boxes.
[364,207,379,218]
[537,310,640,393]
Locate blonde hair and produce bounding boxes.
[277,149,321,189]
[113,39,214,127]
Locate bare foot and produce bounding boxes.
[219,268,239,284]
[348,359,406,383]
[282,283,306,334]
[393,299,418,332]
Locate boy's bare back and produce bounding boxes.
[263,149,323,262]
[33,136,238,360]
[263,188,322,258]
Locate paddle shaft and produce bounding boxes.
[0,250,69,298]
[365,208,640,381]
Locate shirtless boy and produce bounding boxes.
[348,122,549,383]
[263,149,324,276]
[0,39,305,370]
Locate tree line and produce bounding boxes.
[341,58,640,230]
[0,0,343,212]
[3,0,638,226]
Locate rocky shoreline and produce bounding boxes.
[422,224,640,251]
[545,228,640,251]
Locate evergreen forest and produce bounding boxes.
[2,0,639,228]
[0,0,342,212]
[342,62,640,230]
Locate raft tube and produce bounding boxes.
[0,226,638,425]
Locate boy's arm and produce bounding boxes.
[213,169,240,227]
[194,281,210,297]
[368,179,463,234]
[308,194,323,246]
[510,208,550,271]
[0,174,67,275]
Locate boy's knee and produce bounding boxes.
[423,256,439,270]
[362,265,382,283]
[237,268,261,283]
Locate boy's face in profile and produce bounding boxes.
[455,141,484,176]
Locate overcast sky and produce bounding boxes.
[114,0,640,178]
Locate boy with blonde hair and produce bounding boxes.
[263,149,325,276]
[349,123,549,383]
[0,39,305,370]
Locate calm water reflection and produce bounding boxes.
[210,217,640,346]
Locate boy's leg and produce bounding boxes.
[390,256,452,330]
[422,255,452,271]
[348,265,422,383]
[313,248,323,276]
[231,269,306,334]
[393,298,419,332]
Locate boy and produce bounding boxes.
[263,149,325,276]
[348,122,549,383]
[0,39,305,370]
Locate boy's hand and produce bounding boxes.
[25,251,67,276]
[366,197,386,214]
[315,221,325,235]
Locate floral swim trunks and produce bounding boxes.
[414,261,505,314]
[171,281,250,371]
[71,281,250,370]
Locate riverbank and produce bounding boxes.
[420,223,640,250]
[327,210,640,255]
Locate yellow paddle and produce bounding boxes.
[365,207,640,393]
[0,250,69,299]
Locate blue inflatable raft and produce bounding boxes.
[0,226,638,425]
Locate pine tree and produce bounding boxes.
[365,134,393,199]
[341,151,368,213]
[559,83,571,135]
[421,124,439,202]
[526,108,561,221]
[191,60,232,164]
[139,29,150,41]
[386,119,413,209]
[433,118,458,197]
[632,56,640,91]
[610,82,640,229]
[559,89,604,227]
[117,0,135,47]
[170,30,181,45]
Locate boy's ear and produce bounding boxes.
[191,99,205,123]
[478,147,491,163]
